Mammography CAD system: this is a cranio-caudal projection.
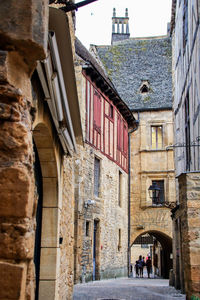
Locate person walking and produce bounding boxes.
[135,260,139,277]
[146,256,152,278]
[138,255,144,278]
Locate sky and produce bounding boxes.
[75,0,172,48]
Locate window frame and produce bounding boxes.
[93,89,101,133]
[118,171,122,207]
[86,220,90,237]
[185,92,191,170]
[94,157,101,197]
[151,180,165,206]
[151,125,163,150]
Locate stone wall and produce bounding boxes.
[59,157,75,300]
[176,172,200,299]
[0,2,79,299]
[74,143,128,283]
[0,1,48,299]
[130,110,175,243]
[130,110,175,278]
[74,50,129,284]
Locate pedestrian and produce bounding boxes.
[135,260,139,277]
[146,256,152,278]
[138,255,144,278]
[130,263,133,277]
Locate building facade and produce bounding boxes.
[93,18,176,279]
[74,38,137,283]
[171,0,200,298]
[0,2,82,300]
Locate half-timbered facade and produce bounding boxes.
[74,38,136,283]
[84,71,128,172]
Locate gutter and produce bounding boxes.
[127,114,139,276]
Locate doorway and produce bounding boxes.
[93,220,100,281]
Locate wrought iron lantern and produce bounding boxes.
[148,182,160,204]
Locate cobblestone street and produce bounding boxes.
[73,277,186,300]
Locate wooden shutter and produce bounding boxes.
[94,91,101,131]
[123,124,128,155]
[117,115,121,150]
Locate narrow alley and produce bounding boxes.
[73,277,186,300]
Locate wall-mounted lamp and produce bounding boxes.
[84,199,95,208]
[148,182,160,205]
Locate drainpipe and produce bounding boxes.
[128,112,139,277]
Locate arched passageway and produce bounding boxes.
[131,230,172,279]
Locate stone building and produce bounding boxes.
[92,13,176,279]
[0,2,82,300]
[73,38,137,283]
[171,0,200,298]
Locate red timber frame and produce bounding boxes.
[84,71,128,173]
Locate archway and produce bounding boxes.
[33,123,60,300]
[131,230,172,279]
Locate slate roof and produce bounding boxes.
[94,36,172,111]
[75,38,136,127]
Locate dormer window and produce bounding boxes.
[140,80,150,94]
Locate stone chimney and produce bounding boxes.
[111,8,130,45]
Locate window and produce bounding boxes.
[151,126,163,149]
[183,0,188,50]
[109,105,113,119]
[152,180,165,205]
[118,229,121,251]
[185,93,191,170]
[141,84,149,93]
[140,80,150,94]
[86,80,91,140]
[93,90,101,132]
[94,157,100,197]
[86,221,90,237]
[118,171,122,206]
[123,124,128,154]
[117,115,122,150]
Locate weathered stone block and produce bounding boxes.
[190,250,200,265]
[43,177,58,207]
[0,51,9,83]
[0,0,48,63]
[0,261,27,299]
[0,167,34,218]
[0,121,30,152]
[0,224,35,259]
[41,207,60,248]
[40,247,60,280]
[39,280,57,300]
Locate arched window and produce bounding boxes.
[139,80,150,94]
[140,84,149,93]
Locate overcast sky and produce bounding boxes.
[75,0,172,48]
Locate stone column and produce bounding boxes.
[178,172,200,299]
[0,1,48,299]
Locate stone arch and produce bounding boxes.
[131,230,172,279]
[33,122,61,300]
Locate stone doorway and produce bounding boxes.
[33,123,60,300]
[131,231,172,279]
[93,219,100,281]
